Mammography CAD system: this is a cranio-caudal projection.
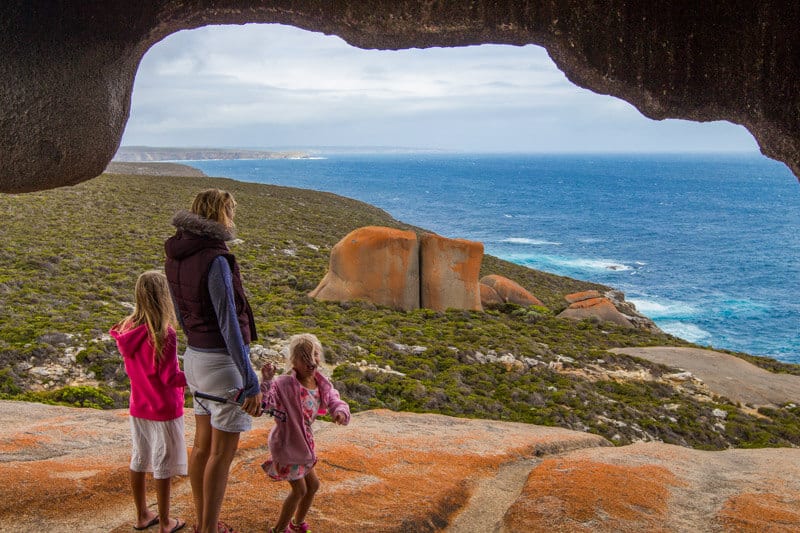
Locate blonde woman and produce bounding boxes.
[110,270,187,533]
[165,189,262,533]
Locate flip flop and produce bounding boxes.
[133,516,159,530]
[168,518,187,533]
[217,521,238,533]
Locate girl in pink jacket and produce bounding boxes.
[260,333,350,533]
[110,270,187,533]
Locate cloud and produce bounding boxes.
[123,23,758,152]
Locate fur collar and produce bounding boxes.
[171,210,234,241]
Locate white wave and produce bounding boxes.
[627,297,698,319]
[498,252,633,274]
[503,214,514,218]
[550,257,632,272]
[501,237,562,246]
[577,237,605,243]
[657,321,712,343]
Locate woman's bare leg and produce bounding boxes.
[189,415,212,530]
[200,427,240,533]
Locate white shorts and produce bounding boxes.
[129,416,188,479]
[184,346,252,433]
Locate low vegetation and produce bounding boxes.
[1,172,799,450]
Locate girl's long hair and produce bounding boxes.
[191,188,237,229]
[116,270,177,362]
[287,333,325,372]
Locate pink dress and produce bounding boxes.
[262,386,320,481]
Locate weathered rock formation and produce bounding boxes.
[310,227,483,312]
[480,282,505,307]
[560,295,635,328]
[1,3,799,192]
[504,442,800,532]
[419,232,483,312]
[480,274,544,307]
[558,289,660,330]
[2,401,799,532]
[309,226,420,311]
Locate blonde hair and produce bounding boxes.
[287,333,324,372]
[191,188,237,229]
[116,270,177,362]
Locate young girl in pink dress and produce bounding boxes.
[260,333,350,533]
[110,270,187,533]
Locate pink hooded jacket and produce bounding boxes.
[110,324,187,421]
[261,371,350,465]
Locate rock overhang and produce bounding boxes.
[1,1,798,192]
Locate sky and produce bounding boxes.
[121,23,759,153]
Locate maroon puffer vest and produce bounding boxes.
[164,229,257,349]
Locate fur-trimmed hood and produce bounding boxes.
[171,209,234,241]
[165,210,234,261]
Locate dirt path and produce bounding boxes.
[611,346,800,406]
[445,458,539,533]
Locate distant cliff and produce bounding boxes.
[113,145,309,162]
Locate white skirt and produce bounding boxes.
[183,346,252,433]
[129,415,188,479]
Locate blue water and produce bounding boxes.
[187,154,800,364]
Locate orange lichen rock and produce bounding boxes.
[4,402,800,532]
[504,458,679,532]
[718,493,800,532]
[479,282,504,307]
[419,232,483,312]
[564,290,603,304]
[310,227,485,312]
[558,293,634,328]
[480,274,543,307]
[309,226,420,311]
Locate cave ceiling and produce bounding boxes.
[1,1,798,193]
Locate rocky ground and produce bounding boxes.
[611,347,800,408]
[1,347,799,533]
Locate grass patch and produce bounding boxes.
[1,172,799,449]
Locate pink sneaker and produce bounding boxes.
[289,521,310,533]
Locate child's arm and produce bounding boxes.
[159,328,187,388]
[260,362,276,398]
[261,363,281,409]
[325,385,351,426]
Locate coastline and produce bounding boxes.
[179,154,800,364]
[3,168,799,450]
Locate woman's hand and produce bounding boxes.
[242,392,263,417]
[261,362,276,382]
[332,411,347,425]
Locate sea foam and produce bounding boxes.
[657,322,712,343]
[501,237,562,246]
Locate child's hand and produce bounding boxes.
[261,362,276,381]
[332,411,347,425]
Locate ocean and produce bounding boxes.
[186,154,800,364]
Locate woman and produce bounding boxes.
[165,189,262,533]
